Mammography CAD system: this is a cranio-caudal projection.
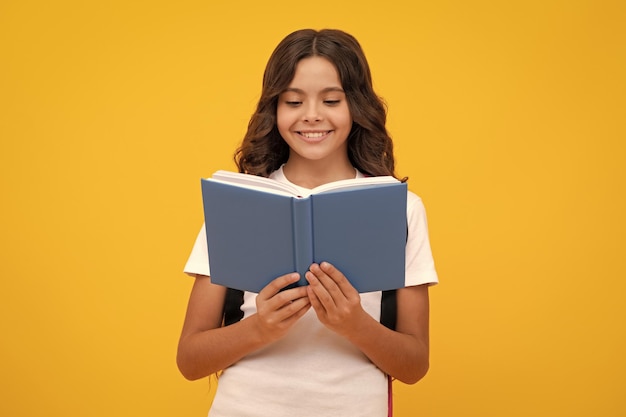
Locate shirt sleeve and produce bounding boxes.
[405,192,439,287]
[183,224,211,277]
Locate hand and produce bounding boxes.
[254,273,311,343]
[305,262,368,338]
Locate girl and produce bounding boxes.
[178,29,438,417]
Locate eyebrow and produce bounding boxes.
[283,87,345,94]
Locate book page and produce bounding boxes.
[210,171,300,196]
[209,170,399,197]
[311,176,399,194]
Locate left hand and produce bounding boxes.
[305,262,368,338]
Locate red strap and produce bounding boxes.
[388,375,393,416]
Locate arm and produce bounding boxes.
[177,273,311,380]
[306,262,430,384]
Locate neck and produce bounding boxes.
[283,157,356,189]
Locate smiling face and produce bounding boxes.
[277,56,353,173]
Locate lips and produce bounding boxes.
[297,130,332,143]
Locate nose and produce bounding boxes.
[303,102,322,122]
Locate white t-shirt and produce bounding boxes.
[184,167,438,417]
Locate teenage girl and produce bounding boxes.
[178,29,438,417]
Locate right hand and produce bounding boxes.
[254,273,311,343]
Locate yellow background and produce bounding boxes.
[1,0,624,416]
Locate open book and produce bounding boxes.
[201,170,407,293]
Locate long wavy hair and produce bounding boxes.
[234,29,398,179]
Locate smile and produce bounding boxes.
[297,131,332,142]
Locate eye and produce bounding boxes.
[324,100,341,106]
[285,100,302,107]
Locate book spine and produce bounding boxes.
[291,198,314,286]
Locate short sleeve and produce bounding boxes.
[405,192,438,286]
[183,224,211,277]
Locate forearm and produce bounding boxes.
[305,263,431,383]
[346,314,429,384]
[178,273,311,380]
[177,315,266,380]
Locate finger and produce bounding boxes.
[258,272,300,300]
[306,283,323,312]
[319,262,358,298]
[305,269,337,311]
[273,286,310,312]
[309,263,345,300]
[280,285,310,301]
[273,296,311,324]
[285,297,312,320]
[259,283,309,319]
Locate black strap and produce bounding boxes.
[223,288,244,326]
[380,290,397,330]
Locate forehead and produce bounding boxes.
[288,56,342,89]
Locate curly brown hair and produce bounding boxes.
[234,29,398,179]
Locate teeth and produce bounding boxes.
[301,131,326,138]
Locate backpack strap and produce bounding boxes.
[222,288,244,326]
[380,290,397,330]
[381,290,397,416]
[388,374,394,416]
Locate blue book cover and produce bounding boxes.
[201,171,407,293]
